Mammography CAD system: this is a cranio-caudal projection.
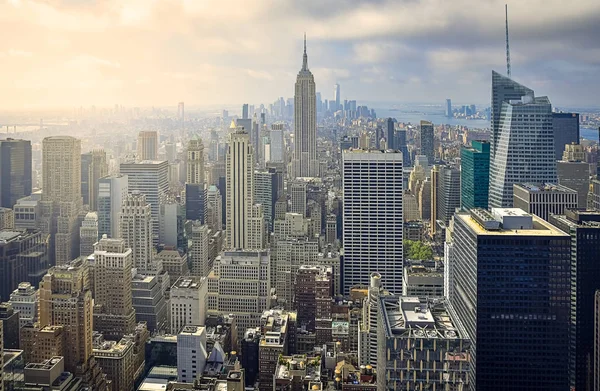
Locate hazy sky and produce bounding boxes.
[1,0,599,110]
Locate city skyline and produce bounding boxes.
[1,1,600,109]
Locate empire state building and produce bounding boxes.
[292,35,319,178]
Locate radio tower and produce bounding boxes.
[505,4,511,78]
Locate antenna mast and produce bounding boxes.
[505,4,511,77]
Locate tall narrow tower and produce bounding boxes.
[292,35,319,178]
[505,4,511,78]
[119,192,154,272]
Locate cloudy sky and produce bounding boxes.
[1,0,599,110]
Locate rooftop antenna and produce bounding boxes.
[505,4,511,78]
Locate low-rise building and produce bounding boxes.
[402,260,444,298]
[9,282,38,327]
[258,309,297,391]
[274,354,322,391]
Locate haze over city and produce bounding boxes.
[1,0,600,109]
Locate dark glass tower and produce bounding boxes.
[450,208,570,390]
[0,139,32,208]
[549,210,600,391]
[552,112,579,160]
[386,117,396,150]
[460,140,490,209]
[419,120,434,164]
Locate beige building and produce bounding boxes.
[93,336,135,391]
[20,324,64,364]
[0,207,14,230]
[79,211,98,257]
[120,192,155,272]
[137,131,158,161]
[93,236,136,339]
[187,137,205,185]
[170,276,207,334]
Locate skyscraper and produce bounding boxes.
[254,169,277,232]
[445,99,452,117]
[93,236,136,339]
[189,222,210,277]
[0,138,32,209]
[460,140,490,209]
[119,192,154,272]
[79,211,98,257]
[419,120,434,164]
[436,165,461,225]
[549,210,600,391]
[558,143,590,208]
[186,137,207,223]
[291,36,319,178]
[242,104,249,120]
[342,150,403,294]
[97,174,128,239]
[334,83,340,112]
[137,131,158,161]
[187,137,205,185]
[81,150,108,210]
[489,71,556,208]
[386,118,396,150]
[41,136,82,265]
[450,208,570,389]
[552,112,579,160]
[226,127,255,250]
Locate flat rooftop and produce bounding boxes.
[515,182,577,193]
[457,209,567,237]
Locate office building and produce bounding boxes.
[450,208,570,389]
[254,169,278,232]
[170,276,207,334]
[445,98,452,117]
[386,118,395,150]
[396,128,411,166]
[558,143,590,208]
[207,250,271,332]
[359,273,390,367]
[132,274,168,332]
[437,165,461,226]
[269,125,285,163]
[0,208,13,230]
[21,356,87,391]
[513,183,578,222]
[334,83,341,111]
[257,310,296,391]
[0,320,2,391]
[274,236,319,309]
[549,210,600,391]
[20,324,64,364]
[0,303,19,349]
[402,260,444,298]
[120,160,169,242]
[137,131,158,161]
[81,150,108,210]
[553,112,579,160]
[185,182,207,224]
[419,120,434,164]
[289,179,307,216]
[377,297,471,391]
[0,229,47,302]
[430,165,440,236]
[0,138,32,209]
[489,71,557,208]
[177,325,207,383]
[206,186,223,232]
[273,354,321,391]
[418,178,431,221]
[93,236,136,339]
[291,37,319,178]
[226,127,256,250]
[79,211,98,257]
[9,282,38,327]
[93,336,135,391]
[189,222,210,277]
[156,249,188,282]
[242,104,249,119]
[120,192,155,272]
[342,150,403,294]
[97,174,128,239]
[461,140,490,209]
[295,265,332,346]
[41,136,82,265]
[159,198,185,249]
[187,137,205,186]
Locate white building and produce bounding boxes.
[170,277,207,334]
[207,250,271,332]
[342,150,403,294]
[98,175,128,239]
[9,282,38,327]
[177,325,207,383]
[119,192,155,272]
[80,211,98,257]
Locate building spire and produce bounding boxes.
[302,33,308,71]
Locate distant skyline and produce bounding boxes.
[1,0,599,109]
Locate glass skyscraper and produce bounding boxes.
[461,140,490,210]
[552,112,579,160]
[419,120,434,164]
[0,139,32,209]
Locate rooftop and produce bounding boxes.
[515,182,577,194]
[275,355,322,382]
[460,208,567,237]
[172,276,203,290]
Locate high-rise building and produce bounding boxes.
[0,138,32,209]
[206,186,223,232]
[445,98,452,117]
[258,309,296,391]
[42,136,82,265]
[0,229,47,302]
[461,140,490,209]
[334,83,340,112]
[137,131,158,161]
[289,179,307,217]
[242,104,249,120]
[131,274,168,332]
[0,302,20,349]
[359,273,391,366]
[436,165,461,226]
[79,211,98,257]
[207,250,271,331]
[450,208,570,389]
[419,120,434,164]
[342,150,403,294]
[178,102,185,138]
[558,143,590,208]
[430,165,440,236]
[93,236,136,339]
[93,336,135,391]
[294,265,332,346]
[177,325,207,383]
[489,71,557,208]
[269,124,285,163]
[187,137,205,185]
[549,210,600,391]
[170,276,208,334]
[9,282,38,328]
[291,36,319,178]
[386,118,395,150]
[81,150,108,210]
[119,192,155,272]
[97,174,128,239]
[254,169,278,232]
[377,297,471,390]
[552,112,579,160]
[189,222,210,277]
[513,183,578,222]
[226,127,256,250]
[158,198,185,249]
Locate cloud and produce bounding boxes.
[0,49,33,57]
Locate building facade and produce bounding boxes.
[419,121,434,164]
[0,138,32,209]
[97,174,128,239]
[461,140,490,210]
[513,183,578,222]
